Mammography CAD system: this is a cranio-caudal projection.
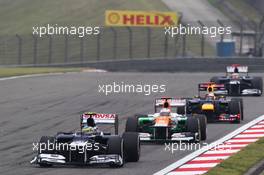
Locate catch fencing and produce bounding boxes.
[0,20,263,66]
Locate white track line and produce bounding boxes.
[167,171,207,175]
[154,114,264,175]
[0,73,64,81]
[0,69,107,81]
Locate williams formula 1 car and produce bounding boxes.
[31,112,140,167]
[210,64,263,96]
[125,97,207,142]
[183,83,244,123]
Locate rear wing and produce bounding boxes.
[80,112,118,134]
[198,83,227,96]
[226,65,248,74]
[198,83,226,92]
[155,98,186,107]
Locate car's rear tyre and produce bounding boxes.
[252,77,263,96]
[122,132,140,162]
[195,115,207,140]
[229,100,241,123]
[125,116,139,132]
[232,98,244,120]
[107,136,124,168]
[38,136,55,167]
[186,117,201,142]
[177,106,185,115]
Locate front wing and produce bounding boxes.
[31,153,123,166]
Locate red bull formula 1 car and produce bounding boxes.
[31,112,140,168]
[210,64,263,96]
[183,83,244,123]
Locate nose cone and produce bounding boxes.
[154,117,171,127]
[202,103,214,111]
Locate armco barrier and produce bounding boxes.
[68,58,264,72]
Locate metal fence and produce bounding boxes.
[0,20,263,66]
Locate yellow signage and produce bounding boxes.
[105,10,179,27]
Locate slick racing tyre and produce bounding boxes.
[125,116,139,132]
[232,98,244,120]
[229,100,241,123]
[252,77,263,96]
[196,114,207,141]
[107,136,124,167]
[187,117,201,142]
[122,132,140,162]
[177,106,185,115]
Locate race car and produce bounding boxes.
[31,112,140,168]
[183,83,244,123]
[125,97,207,142]
[210,64,263,96]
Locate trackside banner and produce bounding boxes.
[105,10,179,27]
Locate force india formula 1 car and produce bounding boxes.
[125,98,207,142]
[31,112,140,168]
[210,64,263,96]
[183,83,244,123]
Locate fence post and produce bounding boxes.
[217,19,225,42]
[174,35,180,57]
[198,21,205,57]
[110,27,117,59]
[252,21,259,56]
[164,32,169,58]
[64,35,68,63]
[16,34,22,65]
[147,27,151,58]
[80,37,84,63]
[97,32,101,61]
[48,35,52,64]
[32,35,37,65]
[260,17,264,57]
[239,22,244,56]
[126,27,133,59]
[182,34,186,57]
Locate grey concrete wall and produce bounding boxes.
[77,58,264,72]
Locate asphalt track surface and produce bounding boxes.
[1,72,264,175]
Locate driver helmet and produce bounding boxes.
[231,73,239,79]
[160,108,171,116]
[206,92,215,100]
[82,126,96,133]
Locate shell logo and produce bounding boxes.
[108,12,121,24]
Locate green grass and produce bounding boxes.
[0,0,215,64]
[0,67,82,77]
[208,0,262,22]
[205,137,264,175]
[0,0,170,35]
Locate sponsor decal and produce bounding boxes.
[83,113,116,119]
[105,10,179,27]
